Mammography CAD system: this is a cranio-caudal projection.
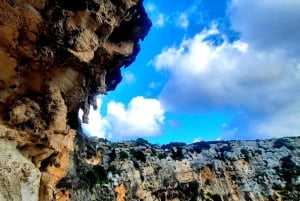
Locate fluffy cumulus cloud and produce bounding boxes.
[80,96,165,141]
[79,97,108,138]
[105,96,165,140]
[229,0,300,57]
[152,1,300,139]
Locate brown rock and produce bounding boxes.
[0,0,151,200]
[115,183,127,201]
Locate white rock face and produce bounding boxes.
[0,139,41,201]
[65,136,300,201]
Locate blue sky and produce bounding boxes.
[80,0,300,144]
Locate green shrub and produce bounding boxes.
[158,152,167,159]
[189,181,199,193]
[278,155,300,190]
[56,177,73,188]
[171,147,184,161]
[109,149,116,161]
[119,150,129,160]
[176,181,199,201]
[82,165,110,187]
[93,165,108,181]
[211,194,222,201]
[219,145,232,153]
[107,165,121,175]
[161,142,186,150]
[273,138,294,150]
[131,149,146,162]
[192,141,210,153]
[241,148,250,161]
[151,148,157,156]
[280,191,300,201]
[133,160,140,169]
[189,181,199,201]
[85,170,98,186]
[89,165,109,184]
[207,193,222,201]
[254,149,262,155]
[135,138,150,146]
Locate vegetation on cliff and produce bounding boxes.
[58,134,300,201]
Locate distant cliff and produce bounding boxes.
[0,0,150,200]
[60,135,300,201]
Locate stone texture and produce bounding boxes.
[0,0,151,200]
[0,138,40,201]
[61,135,300,201]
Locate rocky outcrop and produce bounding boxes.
[0,0,151,200]
[61,136,300,201]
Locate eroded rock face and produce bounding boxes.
[61,136,300,201]
[0,137,40,201]
[0,0,151,200]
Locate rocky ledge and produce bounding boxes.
[60,135,300,201]
[0,0,151,200]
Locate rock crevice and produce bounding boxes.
[63,136,300,201]
[0,0,151,200]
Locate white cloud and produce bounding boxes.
[145,2,166,28]
[152,21,300,139]
[144,2,166,28]
[123,72,136,84]
[154,12,191,29]
[154,13,165,27]
[149,81,162,89]
[79,97,109,138]
[105,96,165,140]
[192,137,202,143]
[145,1,203,29]
[80,96,165,141]
[254,102,300,138]
[219,102,300,140]
[229,0,300,57]
[177,13,189,29]
[145,2,156,13]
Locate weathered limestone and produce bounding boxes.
[62,135,300,201]
[0,0,151,200]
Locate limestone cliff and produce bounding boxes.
[60,135,300,201]
[0,0,151,200]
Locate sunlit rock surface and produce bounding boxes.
[61,135,300,201]
[0,0,151,200]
